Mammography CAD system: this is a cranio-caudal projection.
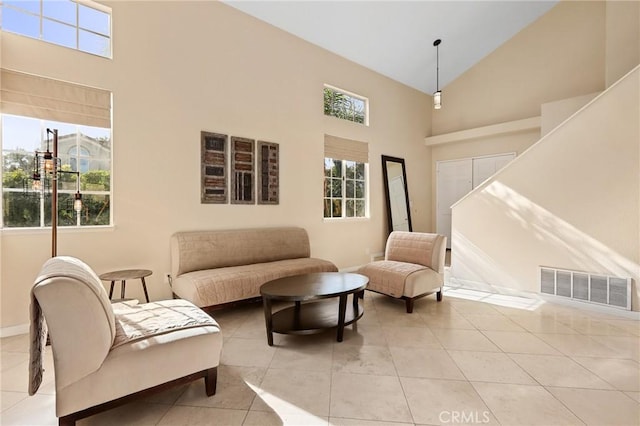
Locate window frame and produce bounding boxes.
[323,84,369,126]
[323,157,369,220]
[0,0,112,58]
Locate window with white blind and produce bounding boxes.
[1,69,112,228]
[0,0,111,58]
[324,135,369,219]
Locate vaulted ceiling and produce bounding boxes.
[224,1,558,94]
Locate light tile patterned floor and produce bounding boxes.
[1,289,639,425]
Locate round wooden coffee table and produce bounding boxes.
[260,272,368,346]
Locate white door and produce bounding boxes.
[436,153,515,249]
[472,153,515,188]
[436,159,472,248]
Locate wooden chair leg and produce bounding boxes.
[405,298,414,313]
[205,367,218,396]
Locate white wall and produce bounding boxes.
[451,67,640,311]
[0,1,432,331]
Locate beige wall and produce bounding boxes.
[431,1,606,136]
[428,1,612,232]
[451,67,639,310]
[540,92,600,136]
[430,0,639,310]
[605,0,640,87]
[0,1,432,331]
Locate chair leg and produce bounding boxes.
[205,367,218,396]
[437,290,443,302]
[405,298,414,313]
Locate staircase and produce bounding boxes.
[448,66,640,312]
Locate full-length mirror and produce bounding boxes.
[381,155,412,234]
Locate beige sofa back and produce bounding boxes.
[171,227,312,277]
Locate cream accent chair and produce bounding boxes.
[30,256,223,426]
[358,231,447,313]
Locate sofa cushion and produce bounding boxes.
[172,258,338,307]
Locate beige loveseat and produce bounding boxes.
[30,256,222,425]
[358,231,447,313]
[170,227,338,308]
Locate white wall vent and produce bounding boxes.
[540,267,632,310]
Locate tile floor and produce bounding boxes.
[1,288,639,425]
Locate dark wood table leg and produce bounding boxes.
[141,277,150,303]
[120,280,126,299]
[337,294,348,342]
[262,296,274,346]
[352,292,360,333]
[109,281,115,299]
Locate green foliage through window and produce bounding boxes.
[2,115,111,228]
[323,86,367,125]
[324,158,367,219]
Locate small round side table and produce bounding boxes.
[99,269,152,303]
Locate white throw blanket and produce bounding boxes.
[112,299,219,348]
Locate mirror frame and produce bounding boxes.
[381,155,412,235]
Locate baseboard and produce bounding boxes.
[339,265,362,273]
[446,276,640,320]
[0,323,29,338]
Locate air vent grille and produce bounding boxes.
[540,267,632,310]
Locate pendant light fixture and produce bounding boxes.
[433,38,442,110]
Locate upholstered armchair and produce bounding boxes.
[358,231,447,313]
[29,256,223,426]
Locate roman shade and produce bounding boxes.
[324,134,368,163]
[0,68,111,128]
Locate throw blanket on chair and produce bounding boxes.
[112,299,219,348]
[28,291,48,395]
[359,260,426,298]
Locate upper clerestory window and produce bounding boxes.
[0,0,112,58]
[324,84,368,126]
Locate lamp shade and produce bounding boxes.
[433,91,442,110]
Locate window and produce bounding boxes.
[324,85,368,125]
[323,135,369,219]
[0,0,111,58]
[1,69,112,229]
[2,115,111,228]
[324,159,367,218]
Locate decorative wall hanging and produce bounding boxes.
[231,136,255,204]
[201,131,228,204]
[257,141,279,204]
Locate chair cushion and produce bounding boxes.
[359,260,426,298]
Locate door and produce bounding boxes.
[436,153,515,249]
[472,153,515,188]
[436,159,472,248]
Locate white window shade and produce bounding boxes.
[0,68,111,128]
[324,134,368,163]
